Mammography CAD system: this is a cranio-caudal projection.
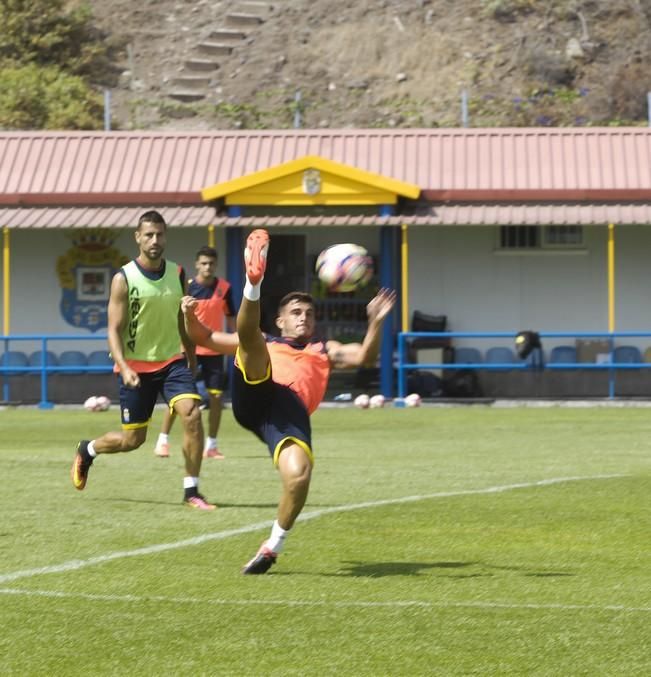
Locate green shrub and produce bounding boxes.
[0,63,103,129]
[0,0,115,79]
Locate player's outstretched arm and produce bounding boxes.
[181,296,239,355]
[326,288,396,368]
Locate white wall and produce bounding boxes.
[0,226,226,354]
[2,223,651,356]
[407,224,651,351]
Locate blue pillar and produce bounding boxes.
[379,225,397,398]
[225,223,243,399]
[225,208,243,307]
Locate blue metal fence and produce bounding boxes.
[4,330,651,407]
[1,334,112,408]
[397,331,651,399]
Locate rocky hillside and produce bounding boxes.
[87,0,651,131]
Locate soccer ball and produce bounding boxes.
[315,243,373,292]
[405,393,422,408]
[84,395,111,412]
[354,393,370,409]
[369,394,385,408]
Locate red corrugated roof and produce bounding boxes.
[0,205,215,229]
[1,128,650,227]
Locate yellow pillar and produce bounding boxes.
[208,223,215,249]
[608,223,615,332]
[401,223,409,332]
[3,227,9,334]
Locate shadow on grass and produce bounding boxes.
[332,561,476,577]
[105,497,280,509]
[328,561,576,579]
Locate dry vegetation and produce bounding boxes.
[86,0,651,130]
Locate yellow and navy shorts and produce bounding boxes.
[196,354,227,393]
[118,358,200,428]
[231,362,313,466]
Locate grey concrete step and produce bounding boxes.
[171,74,213,89]
[197,41,234,57]
[225,12,265,27]
[167,90,206,103]
[208,28,248,42]
[184,58,220,72]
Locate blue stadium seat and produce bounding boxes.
[1,350,29,375]
[549,345,577,363]
[454,347,483,364]
[28,350,58,367]
[87,350,113,368]
[613,345,643,364]
[59,350,88,371]
[524,347,545,368]
[485,346,516,370]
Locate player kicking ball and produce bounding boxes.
[182,228,396,573]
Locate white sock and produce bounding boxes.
[243,279,261,301]
[205,436,217,449]
[87,440,97,458]
[183,476,199,489]
[157,433,169,444]
[266,520,289,554]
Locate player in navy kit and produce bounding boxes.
[154,246,236,459]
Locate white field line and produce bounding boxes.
[1,587,649,614]
[0,474,624,585]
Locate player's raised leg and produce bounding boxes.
[237,229,270,381]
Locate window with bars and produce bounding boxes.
[498,225,583,250]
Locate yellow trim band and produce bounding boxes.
[169,393,202,411]
[273,436,314,468]
[121,420,149,430]
[235,347,271,384]
[206,387,223,396]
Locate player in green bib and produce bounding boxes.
[70,210,216,509]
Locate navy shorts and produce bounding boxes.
[119,359,200,428]
[197,354,228,393]
[231,365,313,466]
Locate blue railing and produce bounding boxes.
[1,334,112,408]
[397,331,651,399]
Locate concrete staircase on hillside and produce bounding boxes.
[167,1,274,103]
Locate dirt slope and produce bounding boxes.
[87,0,651,131]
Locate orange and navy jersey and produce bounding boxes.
[267,336,331,415]
[188,277,236,356]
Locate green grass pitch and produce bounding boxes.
[0,405,649,675]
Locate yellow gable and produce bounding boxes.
[201,155,420,206]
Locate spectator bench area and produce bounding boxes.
[5,334,651,404]
[1,347,116,405]
[398,332,651,400]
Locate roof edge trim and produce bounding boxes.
[0,192,203,207]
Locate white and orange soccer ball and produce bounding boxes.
[405,392,422,408]
[84,395,111,412]
[315,243,373,292]
[369,394,385,409]
[354,393,370,409]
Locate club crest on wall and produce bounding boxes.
[302,168,322,195]
[56,230,129,332]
